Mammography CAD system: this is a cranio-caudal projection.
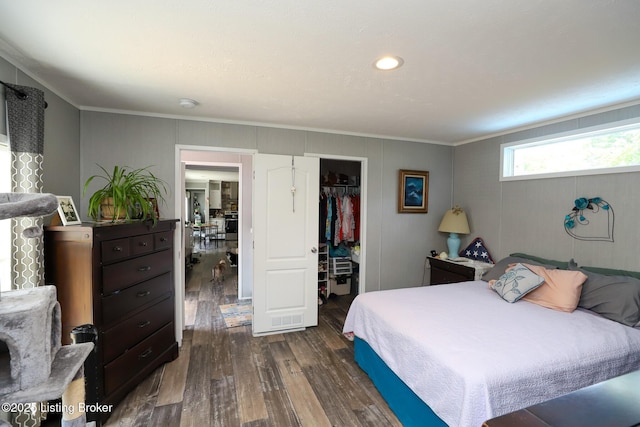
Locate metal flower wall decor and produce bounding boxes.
[564,197,614,242]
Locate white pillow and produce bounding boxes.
[490,263,545,303]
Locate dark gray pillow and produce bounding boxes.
[482,256,559,282]
[509,253,570,269]
[578,270,640,326]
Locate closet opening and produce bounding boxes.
[318,159,361,306]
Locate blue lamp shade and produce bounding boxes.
[438,207,470,258]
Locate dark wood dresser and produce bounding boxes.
[44,219,179,415]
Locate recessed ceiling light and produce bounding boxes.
[374,56,404,71]
[179,98,198,108]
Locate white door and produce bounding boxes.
[253,154,319,336]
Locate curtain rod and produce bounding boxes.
[0,80,28,99]
[0,80,48,108]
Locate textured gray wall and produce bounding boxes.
[454,104,640,270]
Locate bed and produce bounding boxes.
[343,255,640,427]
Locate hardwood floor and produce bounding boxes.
[104,245,401,427]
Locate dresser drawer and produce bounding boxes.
[102,249,172,294]
[101,238,131,263]
[104,322,175,396]
[102,297,174,363]
[101,273,172,326]
[154,231,172,251]
[131,234,154,256]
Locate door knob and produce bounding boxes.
[311,247,318,253]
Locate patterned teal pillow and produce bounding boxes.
[491,263,545,303]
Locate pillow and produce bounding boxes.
[483,256,560,282]
[460,237,495,263]
[521,264,587,312]
[509,253,570,269]
[490,263,545,303]
[577,270,640,326]
[579,266,640,281]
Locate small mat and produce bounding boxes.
[219,301,252,328]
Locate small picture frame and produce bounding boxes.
[398,169,429,213]
[56,196,81,226]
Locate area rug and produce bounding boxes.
[219,301,252,328]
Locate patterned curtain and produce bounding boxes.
[6,84,46,291]
[4,84,47,427]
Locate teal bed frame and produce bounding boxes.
[354,337,448,427]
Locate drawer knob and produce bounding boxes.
[138,266,152,272]
[140,242,148,247]
[137,320,151,328]
[113,246,123,252]
[138,348,153,359]
[160,237,168,242]
[136,290,151,298]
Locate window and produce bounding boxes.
[501,119,640,180]
[0,140,10,291]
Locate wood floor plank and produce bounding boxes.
[302,363,364,427]
[253,340,300,427]
[316,315,347,350]
[211,324,233,380]
[299,324,338,367]
[267,333,285,343]
[199,279,217,301]
[240,419,270,427]
[229,326,269,423]
[261,388,301,427]
[321,346,374,411]
[284,330,318,368]
[267,339,296,363]
[179,344,212,427]
[104,368,163,426]
[210,375,240,427]
[252,337,283,392]
[354,403,401,427]
[192,300,215,347]
[224,274,238,297]
[129,397,158,427]
[149,403,183,426]
[275,358,332,427]
[334,347,403,427]
[156,339,191,406]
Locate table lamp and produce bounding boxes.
[438,206,470,258]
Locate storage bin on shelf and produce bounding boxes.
[329,257,352,295]
[330,257,352,275]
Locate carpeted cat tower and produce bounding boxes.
[0,193,94,427]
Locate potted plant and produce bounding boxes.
[83,165,169,224]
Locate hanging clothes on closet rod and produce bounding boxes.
[319,186,361,246]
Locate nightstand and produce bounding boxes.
[428,256,494,285]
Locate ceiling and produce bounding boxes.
[1,1,639,144]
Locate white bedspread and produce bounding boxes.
[343,281,640,427]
